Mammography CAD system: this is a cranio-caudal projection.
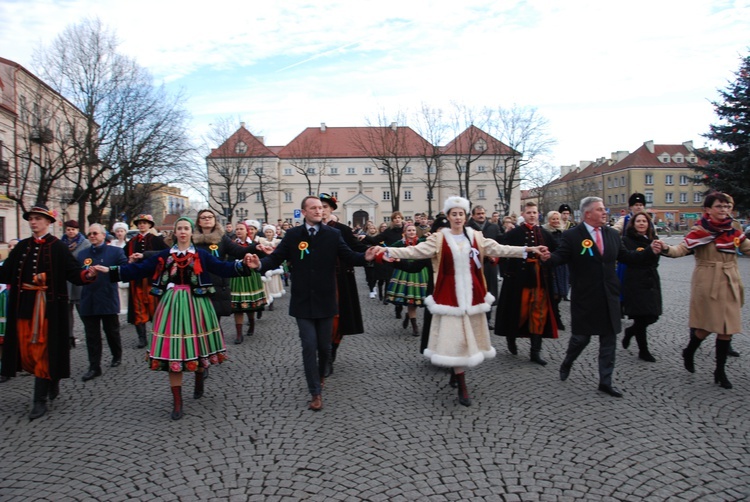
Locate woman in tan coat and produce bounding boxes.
[660,192,749,389]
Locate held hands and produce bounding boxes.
[128,252,143,263]
[244,253,261,269]
[92,265,110,273]
[528,245,551,261]
[85,267,98,280]
[364,246,380,262]
[651,240,666,254]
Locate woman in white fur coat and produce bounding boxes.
[378,196,548,406]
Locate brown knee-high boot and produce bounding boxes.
[171,386,183,420]
[194,370,205,399]
[410,317,419,336]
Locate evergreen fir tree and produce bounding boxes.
[696,52,750,212]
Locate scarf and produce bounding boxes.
[61,232,86,249]
[684,214,746,253]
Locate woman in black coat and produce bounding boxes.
[621,211,662,362]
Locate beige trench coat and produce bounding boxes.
[665,230,750,334]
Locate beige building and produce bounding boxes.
[206,123,522,227]
[0,57,92,244]
[545,140,706,228]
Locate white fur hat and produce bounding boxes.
[262,224,276,235]
[442,196,471,215]
[112,222,128,232]
[245,219,261,230]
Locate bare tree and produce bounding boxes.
[350,110,424,213]
[32,17,195,226]
[284,133,331,195]
[412,103,448,217]
[445,103,493,199]
[486,104,556,215]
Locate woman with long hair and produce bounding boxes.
[95,217,256,419]
[659,192,749,389]
[229,221,267,344]
[620,211,662,362]
[376,197,547,407]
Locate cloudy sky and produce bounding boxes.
[1,0,748,170]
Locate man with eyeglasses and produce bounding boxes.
[77,224,129,381]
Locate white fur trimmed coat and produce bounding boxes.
[387,228,526,368]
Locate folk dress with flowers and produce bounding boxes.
[109,245,253,372]
[230,237,267,312]
[384,236,429,307]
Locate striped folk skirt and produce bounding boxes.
[230,271,267,312]
[385,267,429,307]
[149,285,227,372]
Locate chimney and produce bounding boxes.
[240,122,245,128]
[644,140,655,153]
[682,140,694,152]
[390,122,398,132]
[611,150,629,163]
[320,123,326,132]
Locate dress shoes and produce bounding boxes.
[308,394,323,411]
[597,384,624,398]
[559,362,572,381]
[81,369,102,382]
[110,359,121,367]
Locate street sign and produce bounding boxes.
[683,213,698,219]
[293,209,301,220]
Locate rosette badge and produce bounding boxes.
[298,241,309,259]
[580,239,594,256]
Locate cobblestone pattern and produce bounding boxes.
[1,240,748,501]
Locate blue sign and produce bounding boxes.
[293,209,301,219]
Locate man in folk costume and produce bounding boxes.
[125,214,168,348]
[378,196,548,407]
[318,193,368,377]
[495,201,558,365]
[0,205,97,419]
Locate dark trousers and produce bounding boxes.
[296,317,334,396]
[82,314,122,371]
[563,332,617,386]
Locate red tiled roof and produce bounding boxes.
[600,144,707,173]
[207,125,278,158]
[277,126,433,158]
[442,125,518,156]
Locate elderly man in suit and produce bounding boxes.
[547,197,658,398]
[246,196,378,411]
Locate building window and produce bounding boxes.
[383,191,391,200]
[680,175,689,185]
[614,195,619,204]
[255,192,263,202]
[680,192,688,203]
[427,166,436,174]
[665,175,673,185]
[613,178,619,188]
[693,192,702,203]
[477,165,486,173]
[239,167,248,175]
[306,167,316,175]
[458,165,466,173]
[608,195,612,205]
[607,178,612,188]
[283,168,292,176]
[254,167,264,175]
[404,190,412,201]
[665,192,674,203]
[645,192,653,204]
[364,167,373,174]
[347,167,356,175]
[238,192,247,202]
[284,192,293,203]
[427,190,433,200]
[330,191,338,199]
[621,176,625,186]
[645,174,653,185]
[330,167,338,175]
[220,192,228,202]
[673,155,684,163]
[235,141,247,154]
[404,166,412,174]
[478,189,485,199]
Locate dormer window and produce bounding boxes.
[235,141,248,154]
[474,139,487,152]
[658,154,670,163]
[673,155,684,163]
[687,155,697,163]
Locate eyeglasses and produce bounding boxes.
[711,204,731,210]
[87,232,100,236]
[199,215,215,220]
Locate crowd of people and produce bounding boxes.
[0,190,747,420]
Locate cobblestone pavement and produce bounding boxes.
[1,241,749,501]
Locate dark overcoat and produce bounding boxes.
[78,243,128,316]
[549,224,652,336]
[259,224,366,319]
[467,218,502,302]
[621,233,662,319]
[495,224,558,338]
[0,236,91,379]
[328,220,367,335]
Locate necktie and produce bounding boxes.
[595,227,604,255]
[309,227,316,237]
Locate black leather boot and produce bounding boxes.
[29,377,50,420]
[136,324,148,348]
[246,313,255,336]
[410,318,419,336]
[455,372,471,407]
[193,371,205,399]
[635,329,656,362]
[622,325,634,349]
[171,386,183,420]
[48,379,60,401]
[682,329,703,373]
[507,335,518,355]
[530,336,547,366]
[714,339,733,389]
[234,324,244,345]
[728,341,740,357]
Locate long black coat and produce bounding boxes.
[467,219,502,302]
[0,236,90,379]
[328,221,367,335]
[621,233,662,319]
[495,224,558,338]
[259,224,366,319]
[549,224,653,336]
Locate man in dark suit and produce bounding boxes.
[547,197,657,398]
[466,205,502,328]
[246,196,377,411]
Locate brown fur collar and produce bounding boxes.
[192,228,225,246]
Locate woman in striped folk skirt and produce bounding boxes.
[230,221,267,344]
[384,224,429,336]
[96,217,256,420]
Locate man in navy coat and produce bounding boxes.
[77,223,128,381]
[247,196,378,411]
[548,197,657,398]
